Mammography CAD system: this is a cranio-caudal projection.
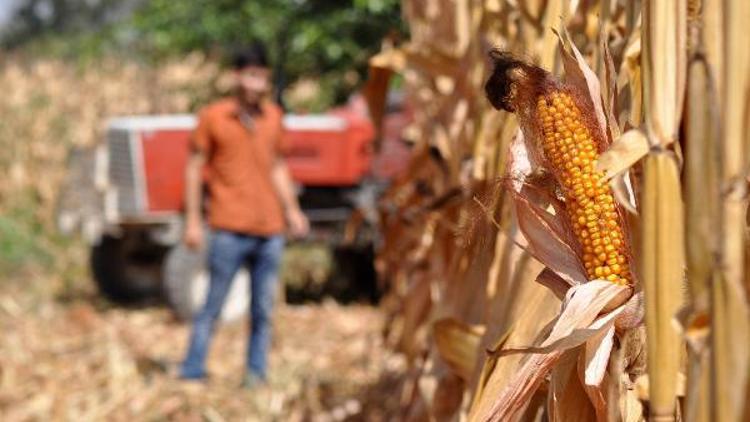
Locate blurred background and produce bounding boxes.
[0,1,410,420]
[6,1,732,421]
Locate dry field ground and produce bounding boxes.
[0,284,404,421]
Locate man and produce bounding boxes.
[180,43,309,387]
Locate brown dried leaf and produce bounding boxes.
[431,372,465,419]
[620,377,646,422]
[600,31,622,141]
[433,318,486,381]
[582,321,616,387]
[498,292,625,357]
[536,267,572,301]
[370,48,407,72]
[618,32,643,127]
[548,348,597,422]
[596,129,650,179]
[556,28,610,145]
[511,190,588,286]
[484,281,629,421]
[506,132,588,285]
[399,274,433,359]
[580,322,616,421]
[609,172,639,215]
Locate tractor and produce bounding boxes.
[58,95,411,320]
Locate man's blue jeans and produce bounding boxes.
[181,230,284,380]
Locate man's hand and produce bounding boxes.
[184,150,206,250]
[184,218,204,250]
[271,159,309,239]
[285,208,310,238]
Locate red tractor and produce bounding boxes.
[59,96,411,320]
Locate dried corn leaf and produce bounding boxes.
[580,321,616,420]
[469,273,558,421]
[433,318,485,381]
[511,190,588,286]
[484,280,629,421]
[536,267,572,300]
[596,129,649,180]
[600,32,621,140]
[548,348,597,422]
[556,28,610,145]
[506,130,588,285]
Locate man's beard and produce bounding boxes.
[241,87,268,104]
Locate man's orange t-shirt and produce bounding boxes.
[192,97,287,236]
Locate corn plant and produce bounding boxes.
[370,0,750,420]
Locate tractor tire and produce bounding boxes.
[163,242,250,322]
[91,233,166,303]
[331,243,379,304]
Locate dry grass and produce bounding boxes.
[0,287,403,421]
[0,53,218,282]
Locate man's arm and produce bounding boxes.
[184,151,206,249]
[271,158,309,237]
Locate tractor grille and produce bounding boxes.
[107,128,142,216]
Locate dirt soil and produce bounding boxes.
[0,288,406,421]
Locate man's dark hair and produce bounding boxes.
[231,43,269,69]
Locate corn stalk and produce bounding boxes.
[709,0,750,420]
[683,54,716,422]
[640,152,686,421]
[641,0,688,419]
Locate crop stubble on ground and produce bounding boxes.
[0,289,404,421]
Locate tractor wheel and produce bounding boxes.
[331,243,379,304]
[163,242,250,322]
[90,233,166,302]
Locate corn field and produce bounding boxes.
[0,56,399,420]
[0,53,218,253]
[370,0,750,420]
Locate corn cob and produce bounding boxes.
[535,91,631,285]
[484,52,632,285]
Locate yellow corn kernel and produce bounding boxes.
[536,91,631,285]
[606,274,620,282]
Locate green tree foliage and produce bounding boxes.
[1,0,140,50]
[1,0,403,109]
[132,0,403,107]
